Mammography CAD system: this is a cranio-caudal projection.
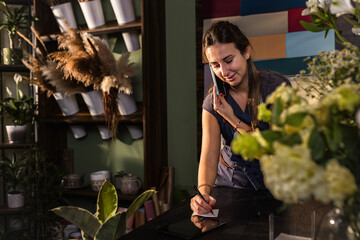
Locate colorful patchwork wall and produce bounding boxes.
[202,0,337,76]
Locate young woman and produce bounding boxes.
[190,21,291,214]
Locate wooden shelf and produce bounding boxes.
[0,64,29,72]
[0,206,25,215]
[40,19,142,42]
[64,185,138,201]
[43,107,143,125]
[0,143,33,149]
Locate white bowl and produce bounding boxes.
[90,171,110,191]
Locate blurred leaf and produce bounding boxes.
[300,20,329,32]
[52,206,100,238]
[285,112,307,126]
[126,190,156,219]
[97,181,118,224]
[308,129,325,163]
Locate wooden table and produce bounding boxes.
[120,186,332,239]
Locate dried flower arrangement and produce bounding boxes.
[49,25,135,138]
[17,27,87,97]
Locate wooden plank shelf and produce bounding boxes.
[0,143,33,149]
[0,206,25,215]
[64,185,138,201]
[0,64,29,72]
[40,19,142,42]
[43,108,143,125]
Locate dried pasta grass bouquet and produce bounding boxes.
[17,27,86,97]
[49,26,135,138]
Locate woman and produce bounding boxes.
[190,21,291,214]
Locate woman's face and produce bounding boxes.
[205,42,250,89]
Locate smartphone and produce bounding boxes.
[209,65,226,97]
[157,217,226,239]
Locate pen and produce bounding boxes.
[193,185,214,216]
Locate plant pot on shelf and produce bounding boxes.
[6,125,27,143]
[50,2,78,32]
[53,93,87,139]
[122,31,140,52]
[7,191,24,208]
[79,0,105,30]
[81,90,111,139]
[2,48,23,65]
[110,0,140,52]
[110,0,135,24]
[117,92,143,139]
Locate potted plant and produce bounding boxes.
[0,1,30,65]
[0,154,25,208]
[52,181,156,239]
[0,73,36,143]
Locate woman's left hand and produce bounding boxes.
[213,87,234,122]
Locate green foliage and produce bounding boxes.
[0,74,37,125]
[52,181,156,240]
[0,1,29,49]
[0,95,36,125]
[0,154,25,193]
[20,145,66,240]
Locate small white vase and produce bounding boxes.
[79,0,105,30]
[51,2,78,32]
[122,31,141,52]
[7,192,24,208]
[81,90,112,140]
[53,93,87,139]
[117,92,143,139]
[6,125,27,143]
[110,0,136,25]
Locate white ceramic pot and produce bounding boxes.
[51,2,78,32]
[7,192,24,208]
[117,92,143,139]
[110,0,135,25]
[81,90,104,116]
[53,93,87,139]
[81,91,111,139]
[90,170,111,191]
[122,31,140,52]
[6,125,27,143]
[79,0,105,30]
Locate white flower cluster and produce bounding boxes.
[303,0,358,16]
[260,142,357,207]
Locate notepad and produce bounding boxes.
[275,233,312,240]
[192,209,219,218]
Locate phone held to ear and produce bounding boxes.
[209,65,226,97]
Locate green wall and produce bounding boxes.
[68,0,198,192]
[166,1,198,191]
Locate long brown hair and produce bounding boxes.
[203,21,260,127]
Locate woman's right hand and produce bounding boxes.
[190,193,216,214]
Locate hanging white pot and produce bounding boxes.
[81,90,112,140]
[50,2,78,32]
[117,92,143,139]
[6,125,27,143]
[110,0,135,25]
[53,93,87,139]
[122,31,140,52]
[7,192,24,208]
[79,0,105,30]
[81,90,104,116]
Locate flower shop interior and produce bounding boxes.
[0,0,360,239]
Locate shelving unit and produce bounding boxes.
[33,0,168,201]
[0,0,34,232]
